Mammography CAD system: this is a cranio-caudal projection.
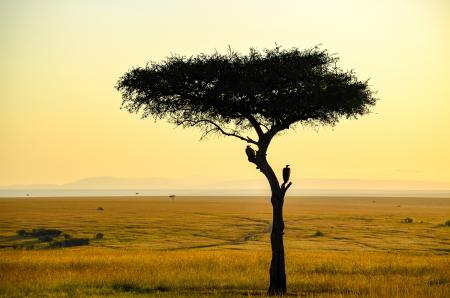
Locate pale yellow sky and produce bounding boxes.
[1,0,449,187]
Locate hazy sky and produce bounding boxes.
[1,0,449,187]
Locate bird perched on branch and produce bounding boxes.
[245,145,256,162]
[282,165,290,183]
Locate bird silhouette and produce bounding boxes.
[282,165,290,183]
[245,145,256,162]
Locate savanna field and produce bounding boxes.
[0,196,449,297]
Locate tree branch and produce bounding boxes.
[281,181,292,195]
[260,122,270,132]
[186,119,258,145]
[245,114,264,137]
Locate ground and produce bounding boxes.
[0,196,449,297]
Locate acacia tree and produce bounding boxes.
[116,46,376,295]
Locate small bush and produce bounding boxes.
[63,234,72,239]
[314,231,324,237]
[403,217,413,223]
[16,229,29,237]
[112,282,154,293]
[17,228,62,238]
[50,238,89,248]
[94,233,104,240]
[445,220,450,227]
[31,229,62,237]
[97,207,104,211]
[38,235,53,242]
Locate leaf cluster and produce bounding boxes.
[116,46,376,140]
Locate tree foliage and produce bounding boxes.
[116,46,376,143]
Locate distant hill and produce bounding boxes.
[0,183,57,189]
[0,176,185,190]
[1,176,450,191]
[207,178,450,191]
[62,176,176,189]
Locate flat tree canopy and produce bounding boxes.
[116,47,376,143]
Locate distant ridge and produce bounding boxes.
[0,188,449,198]
[1,176,450,192]
[62,176,175,189]
[0,176,181,190]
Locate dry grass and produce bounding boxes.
[0,196,449,297]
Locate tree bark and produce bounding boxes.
[249,133,290,295]
[258,158,288,295]
[268,192,286,295]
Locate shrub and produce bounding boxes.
[445,220,450,227]
[403,217,413,223]
[63,234,72,239]
[314,231,324,237]
[94,233,104,240]
[50,238,89,248]
[31,229,62,237]
[38,235,53,242]
[16,229,29,237]
[97,207,104,211]
[17,228,62,238]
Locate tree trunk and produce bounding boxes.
[268,192,286,295]
[249,137,290,295]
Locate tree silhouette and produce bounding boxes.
[116,46,376,295]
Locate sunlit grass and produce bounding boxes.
[0,249,448,297]
[0,196,449,297]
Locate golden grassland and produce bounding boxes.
[0,196,449,297]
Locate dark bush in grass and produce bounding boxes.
[38,235,53,242]
[50,238,89,248]
[16,229,29,236]
[314,231,324,237]
[111,282,159,293]
[17,228,62,238]
[97,207,104,211]
[63,234,72,239]
[403,217,413,223]
[32,229,62,237]
[94,233,104,240]
[445,220,450,227]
